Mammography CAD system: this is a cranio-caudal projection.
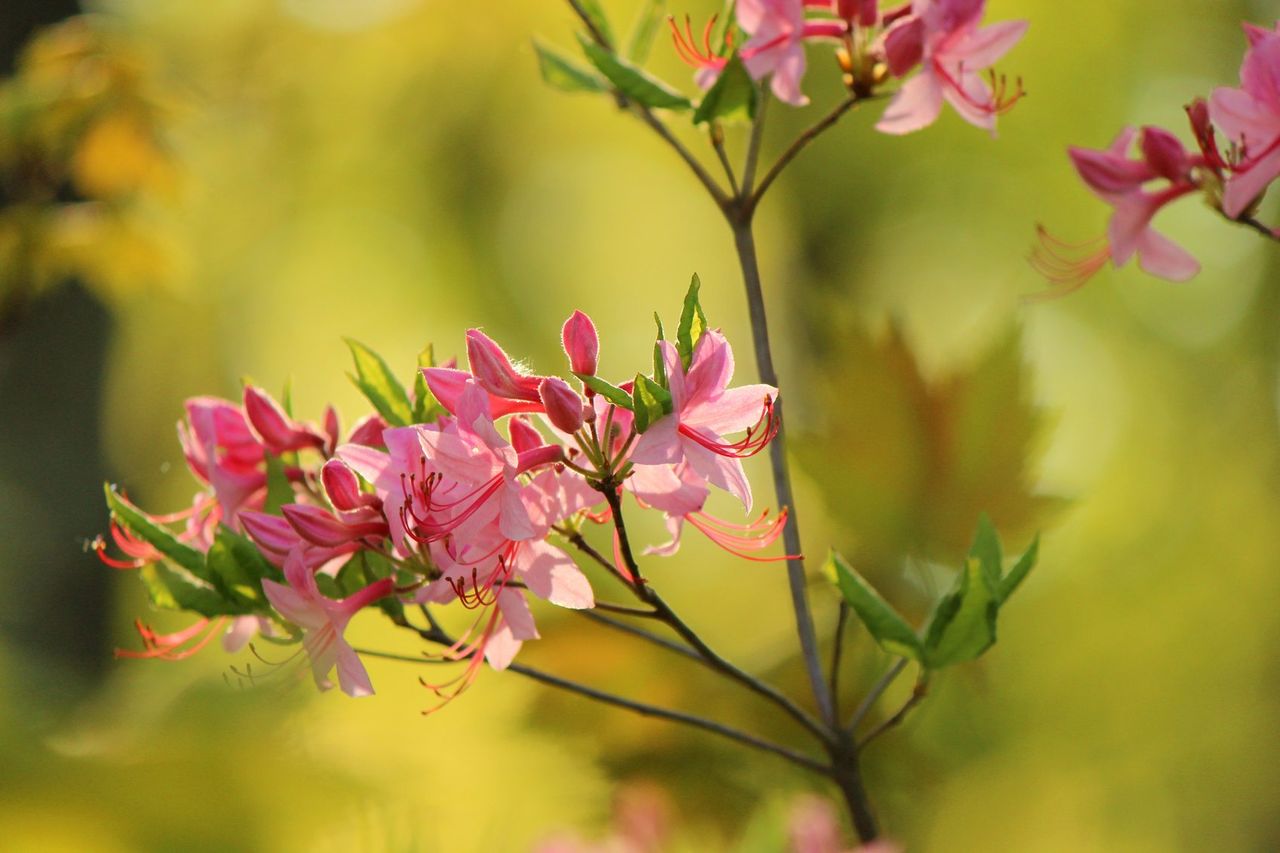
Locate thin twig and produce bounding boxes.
[577,610,705,664]
[567,0,612,48]
[1229,213,1280,243]
[710,124,740,196]
[593,600,663,618]
[857,677,928,751]
[740,87,770,197]
[846,658,908,735]
[507,661,831,774]
[829,601,850,721]
[751,94,879,207]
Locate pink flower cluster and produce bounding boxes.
[1035,21,1280,291]
[672,0,1027,132]
[101,309,787,702]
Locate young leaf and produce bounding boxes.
[139,562,243,617]
[968,512,1003,590]
[413,344,444,423]
[631,373,673,433]
[104,484,206,576]
[625,0,667,64]
[577,35,692,111]
[344,338,414,427]
[533,40,608,93]
[997,534,1039,604]
[693,52,757,125]
[677,273,709,370]
[205,526,282,609]
[828,551,923,660]
[577,373,635,410]
[653,313,668,389]
[923,558,998,668]
[263,452,292,515]
[576,0,615,46]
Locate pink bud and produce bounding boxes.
[882,16,924,77]
[240,511,299,556]
[282,504,386,548]
[880,2,913,27]
[421,367,543,418]
[837,0,877,26]
[539,377,585,434]
[322,405,340,455]
[466,329,543,402]
[346,413,388,447]
[515,443,566,476]
[1068,144,1152,195]
[561,310,599,377]
[1140,126,1190,182]
[243,386,324,455]
[508,415,545,455]
[321,459,365,512]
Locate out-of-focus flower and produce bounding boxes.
[1210,21,1280,217]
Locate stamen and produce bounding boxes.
[115,617,226,661]
[668,14,726,71]
[677,397,779,459]
[686,507,798,562]
[1027,225,1111,298]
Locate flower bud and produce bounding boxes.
[508,415,545,454]
[561,310,599,377]
[346,413,388,447]
[539,377,585,434]
[243,385,324,454]
[321,459,364,512]
[466,329,542,402]
[1141,126,1190,182]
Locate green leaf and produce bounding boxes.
[576,0,615,47]
[533,40,608,93]
[625,0,667,64]
[344,338,414,427]
[577,374,634,410]
[577,35,692,111]
[968,513,1003,590]
[653,313,668,389]
[263,453,292,515]
[828,551,923,660]
[104,484,205,576]
[923,557,999,668]
[412,344,444,423]
[631,373,673,433]
[677,273,708,371]
[693,52,757,125]
[139,562,240,617]
[997,534,1039,604]
[206,527,282,608]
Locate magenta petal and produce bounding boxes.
[1209,87,1278,151]
[1223,143,1280,217]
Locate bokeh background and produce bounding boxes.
[2,0,1278,850]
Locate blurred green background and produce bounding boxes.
[1,0,1278,850]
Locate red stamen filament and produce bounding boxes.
[1028,225,1110,297]
[116,617,226,661]
[669,14,729,69]
[678,397,779,459]
[686,508,798,562]
[937,61,1026,117]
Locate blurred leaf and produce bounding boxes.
[344,338,414,427]
[693,53,756,125]
[625,0,667,64]
[796,324,1056,574]
[828,551,922,660]
[653,313,668,388]
[969,512,1003,590]
[104,484,204,575]
[632,372,672,433]
[997,534,1039,604]
[677,273,708,371]
[575,0,615,46]
[577,35,692,111]
[263,452,292,515]
[139,562,240,617]
[578,373,634,410]
[413,344,444,423]
[533,40,607,93]
[206,526,281,608]
[923,557,998,668]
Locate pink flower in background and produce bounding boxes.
[1033,126,1203,293]
[876,0,1027,135]
[1210,21,1280,217]
[262,547,393,697]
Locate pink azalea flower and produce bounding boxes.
[262,547,393,697]
[671,1,847,106]
[1210,22,1280,218]
[876,0,1027,135]
[629,331,778,512]
[1032,126,1203,292]
[177,397,269,527]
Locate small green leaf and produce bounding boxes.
[413,344,444,423]
[653,313,668,389]
[997,535,1039,604]
[693,52,757,125]
[923,557,999,668]
[625,0,667,64]
[263,453,292,515]
[968,513,1003,590]
[829,552,923,660]
[577,35,692,111]
[677,273,708,371]
[139,562,240,617]
[631,373,673,433]
[577,374,634,410]
[344,338,414,427]
[206,527,282,609]
[533,40,608,93]
[104,484,205,576]
[576,0,615,47]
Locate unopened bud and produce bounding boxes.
[561,310,599,377]
[539,377,586,434]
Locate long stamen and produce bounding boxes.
[677,397,779,459]
[1027,225,1111,298]
[686,508,798,562]
[116,617,226,661]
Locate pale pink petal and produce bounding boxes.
[683,440,753,511]
[1209,87,1279,151]
[499,482,538,541]
[1240,36,1280,114]
[940,65,996,133]
[876,71,944,134]
[334,643,375,697]
[643,513,687,557]
[629,415,682,465]
[263,579,328,631]
[685,384,776,436]
[769,46,809,107]
[497,588,540,641]
[520,540,595,609]
[1223,142,1280,217]
[222,616,261,653]
[628,462,708,516]
[946,19,1028,70]
[683,331,735,408]
[302,626,339,690]
[1135,228,1200,281]
[659,340,685,411]
[482,620,523,671]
